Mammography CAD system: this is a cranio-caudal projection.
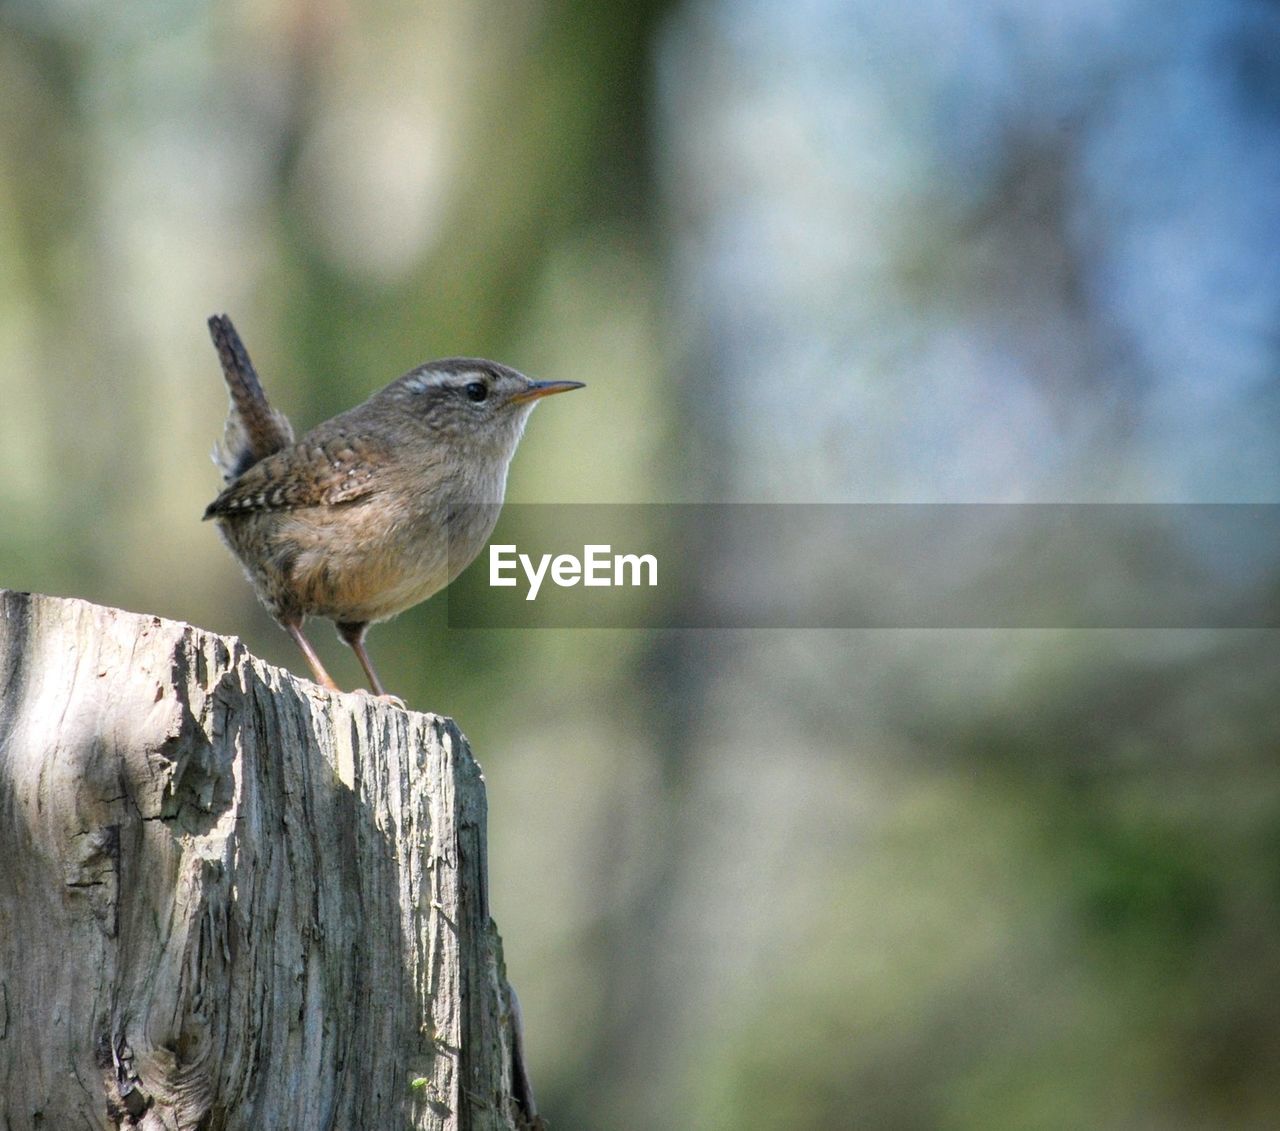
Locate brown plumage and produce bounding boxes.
[208,314,293,478]
[203,314,583,700]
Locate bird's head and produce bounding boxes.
[383,358,584,458]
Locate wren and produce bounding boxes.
[203,314,583,698]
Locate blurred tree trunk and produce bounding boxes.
[0,590,528,1131]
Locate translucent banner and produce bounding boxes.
[444,505,1280,628]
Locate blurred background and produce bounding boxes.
[3,1,1280,1127]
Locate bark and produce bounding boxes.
[0,590,526,1131]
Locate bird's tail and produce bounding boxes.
[208,314,295,483]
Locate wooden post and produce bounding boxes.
[0,590,530,1130]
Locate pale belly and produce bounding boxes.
[219,496,502,626]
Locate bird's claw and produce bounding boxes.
[353,687,407,709]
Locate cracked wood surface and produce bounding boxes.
[0,590,522,1130]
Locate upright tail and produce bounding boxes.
[208,314,295,483]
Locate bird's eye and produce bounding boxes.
[464,381,488,403]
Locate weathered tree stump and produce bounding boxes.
[0,590,528,1130]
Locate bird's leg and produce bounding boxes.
[336,621,398,701]
[282,616,341,691]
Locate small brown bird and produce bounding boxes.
[203,314,583,698]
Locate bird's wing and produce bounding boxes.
[203,430,387,518]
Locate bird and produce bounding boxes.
[203,314,583,699]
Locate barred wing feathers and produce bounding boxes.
[203,432,386,519]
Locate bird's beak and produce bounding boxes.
[510,380,586,405]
